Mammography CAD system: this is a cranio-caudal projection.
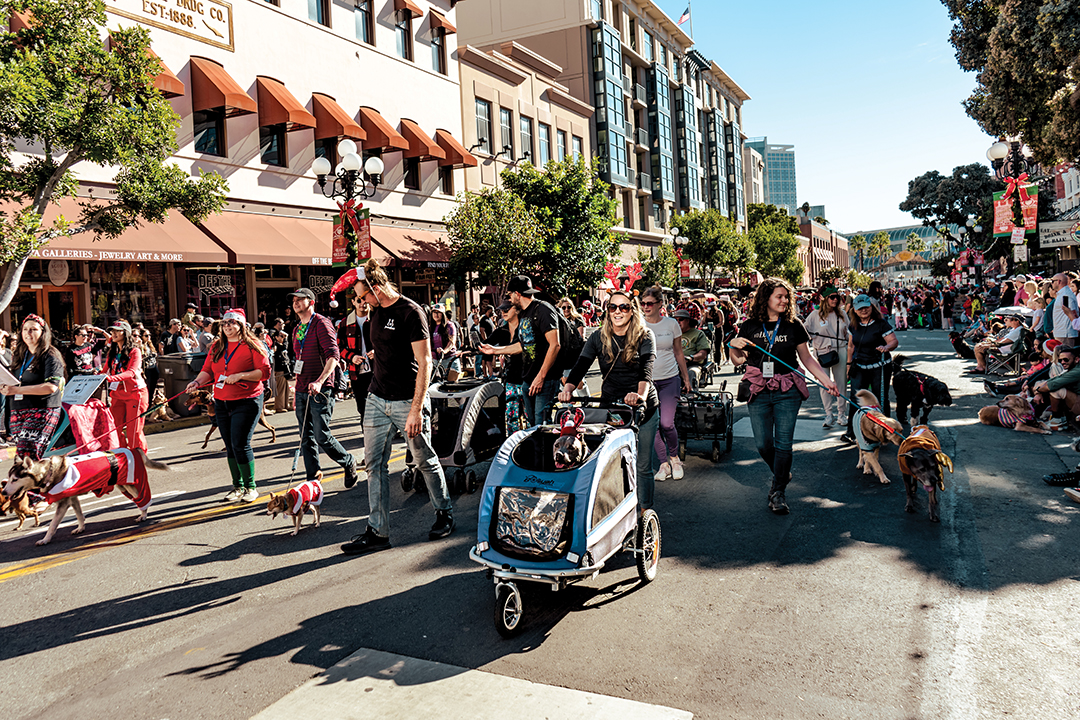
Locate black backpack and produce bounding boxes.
[554,305,585,370]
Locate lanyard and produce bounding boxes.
[296,319,312,357]
[223,342,242,370]
[18,353,33,381]
[763,320,782,353]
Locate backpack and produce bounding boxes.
[554,305,585,370]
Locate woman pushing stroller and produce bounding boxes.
[558,290,659,510]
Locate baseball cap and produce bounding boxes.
[496,299,513,312]
[106,320,131,332]
[853,294,873,310]
[186,302,197,309]
[288,288,316,301]
[506,275,540,295]
[672,308,692,320]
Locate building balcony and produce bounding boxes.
[637,171,652,195]
[634,127,649,153]
[632,83,647,110]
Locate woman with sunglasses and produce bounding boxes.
[640,285,691,481]
[186,308,271,503]
[338,292,374,422]
[66,324,107,377]
[488,300,527,433]
[103,320,150,451]
[1,315,66,459]
[430,306,460,380]
[804,285,850,428]
[559,291,660,510]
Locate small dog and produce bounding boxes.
[898,425,953,522]
[146,387,178,423]
[0,480,41,530]
[950,331,975,360]
[552,408,588,470]
[266,476,323,536]
[853,389,904,484]
[892,355,953,425]
[978,394,1051,434]
[186,388,278,449]
[3,449,170,546]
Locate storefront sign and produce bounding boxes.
[309,275,334,295]
[106,0,235,52]
[34,247,185,262]
[198,273,234,296]
[48,259,69,287]
[1038,220,1080,249]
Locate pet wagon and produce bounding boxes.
[674,382,735,463]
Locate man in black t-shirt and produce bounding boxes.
[158,319,181,355]
[340,265,454,557]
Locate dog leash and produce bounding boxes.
[287,390,315,491]
[729,341,907,439]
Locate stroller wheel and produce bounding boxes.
[452,469,464,494]
[678,442,687,461]
[495,582,524,637]
[636,509,661,583]
[465,469,479,494]
[400,467,413,493]
[711,440,722,463]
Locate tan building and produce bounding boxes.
[457,0,752,264]
[458,42,593,192]
[744,146,765,206]
[798,219,850,287]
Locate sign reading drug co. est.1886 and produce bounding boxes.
[106,0,234,52]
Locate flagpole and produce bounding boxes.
[688,0,694,43]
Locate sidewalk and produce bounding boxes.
[251,648,693,720]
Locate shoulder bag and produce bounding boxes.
[816,315,840,368]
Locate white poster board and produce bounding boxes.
[62,374,107,407]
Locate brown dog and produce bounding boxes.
[978,394,1050,434]
[0,479,41,530]
[898,425,953,523]
[266,477,323,536]
[146,387,178,423]
[186,388,278,449]
[853,389,904,484]
[3,449,170,546]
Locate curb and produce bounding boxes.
[144,414,212,435]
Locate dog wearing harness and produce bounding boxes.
[892,355,952,426]
[853,390,904,485]
[897,425,953,522]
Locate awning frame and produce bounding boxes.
[429,9,457,34]
[433,129,478,168]
[190,56,256,117]
[358,107,409,153]
[311,93,365,141]
[400,119,446,161]
[395,0,422,16]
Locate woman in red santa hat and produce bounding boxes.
[186,308,271,503]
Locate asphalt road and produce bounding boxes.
[2,329,1078,720]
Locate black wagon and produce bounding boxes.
[675,382,734,463]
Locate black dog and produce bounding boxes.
[892,355,953,425]
[949,331,975,360]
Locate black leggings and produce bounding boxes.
[352,372,372,420]
[846,363,893,437]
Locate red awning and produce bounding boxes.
[358,107,409,152]
[429,9,457,34]
[372,226,451,267]
[199,211,333,266]
[311,93,365,141]
[256,76,316,131]
[190,56,256,117]
[394,0,422,15]
[433,129,478,168]
[400,119,446,160]
[148,47,184,99]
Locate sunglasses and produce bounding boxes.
[828,295,839,300]
[640,300,659,307]
[608,303,633,313]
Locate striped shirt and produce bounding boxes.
[291,313,340,391]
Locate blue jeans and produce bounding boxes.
[746,387,803,492]
[363,394,452,537]
[521,377,561,427]
[636,409,660,510]
[295,391,354,480]
[215,395,262,465]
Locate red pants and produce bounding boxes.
[110,389,149,452]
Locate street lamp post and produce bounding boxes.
[671,226,683,288]
[311,139,384,202]
[986,137,1044,272]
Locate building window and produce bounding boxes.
[193,109,225,157]
[519,116,534,161]
[475,99,492,154]
[431,27,447,74]
[642,30,653,61]
[500,108,514,160]
[538,123,551,166]
[572,135,583,159]
[264,0,279,5]
[439,166,453,195]
[314,137,337,169]
[395,9,413,60]
[355,0,374,44]
[404,156,420,190]
[259,124,286,167]
[628,17,636,50]
[590,0,604,20]
[309,0,329,27]
[557,130,567,160]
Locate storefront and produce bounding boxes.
[372,224,455,314]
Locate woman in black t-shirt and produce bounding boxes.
[729,278,839,516]
[560,291,660,510]
[842,294,899,443]
[0,315,66,459]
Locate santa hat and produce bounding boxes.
[222,308,246,324]
[558,407,585,436]
[329,267,367,308]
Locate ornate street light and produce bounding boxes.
[311,139,384,201]
[985,136,1040,181]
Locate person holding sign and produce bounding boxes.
[186,309,272,503]
[0,315,66,459]
[729,278,839,516]
[103,321,149,452]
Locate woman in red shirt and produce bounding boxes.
[104,320,149,452]
[186,308,272,503]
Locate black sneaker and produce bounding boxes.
[1043,470,1080,487]
[340,528,391,555]
[343,456,359,489]
[429,509,455,539]
[839,433,855,445]
[768,491,789,515]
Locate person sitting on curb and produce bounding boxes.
[1033,344,1080,434]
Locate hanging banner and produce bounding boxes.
[973,251,985,266]
[993,182,1039,237]
[332,216,346,266]
[356,208,371,262]
[680,258,690,278]
[332,206,372,266]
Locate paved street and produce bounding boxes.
[2,329,1079,720]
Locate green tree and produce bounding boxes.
[499,155,620,296]
[846,269,873,290]
[0,0,228,312]
[818,266,847,285]
[943,0,1080,164]
[634,242,678,290]
[747,204,802,283]
[444,188,546,293]
[670,209,754,284]
[898,163,998,239]
[747,203,799,236]
[869,231,892,266]
[813,216,829,227]
[848,233,867,271]
[905,232,927,254]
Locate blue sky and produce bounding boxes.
[656,0,996,235]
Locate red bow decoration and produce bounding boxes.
[1002,173,1030,202]
[337,198,362,235]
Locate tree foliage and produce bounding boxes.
[848,234,867,271]
[818,266,848,285]
[846,269,873,290]
[746,203,803,284]
[498,156,620,296]
[905,232,927,254]
[943,0,1080,163]
[634,242,678,290]
[444,188,547,293]
[670,208,754,283]
[869,231,892,263]
[0,0,228,312]
[898,163,998,235]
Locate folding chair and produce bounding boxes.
[986,329,1034,377]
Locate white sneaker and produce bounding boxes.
[654,462,671,482]
[239,488,259,503]
[822,417,835,428]
[670,458,684,480]
[221,488,241,503]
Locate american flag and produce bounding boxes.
[677,5,690,25]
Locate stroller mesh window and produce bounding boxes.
[492,487,573,560]
[590,454,629,529]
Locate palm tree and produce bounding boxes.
[906,232,927,255]
[849,234,867,271]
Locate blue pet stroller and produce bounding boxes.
[469,400,661,637]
